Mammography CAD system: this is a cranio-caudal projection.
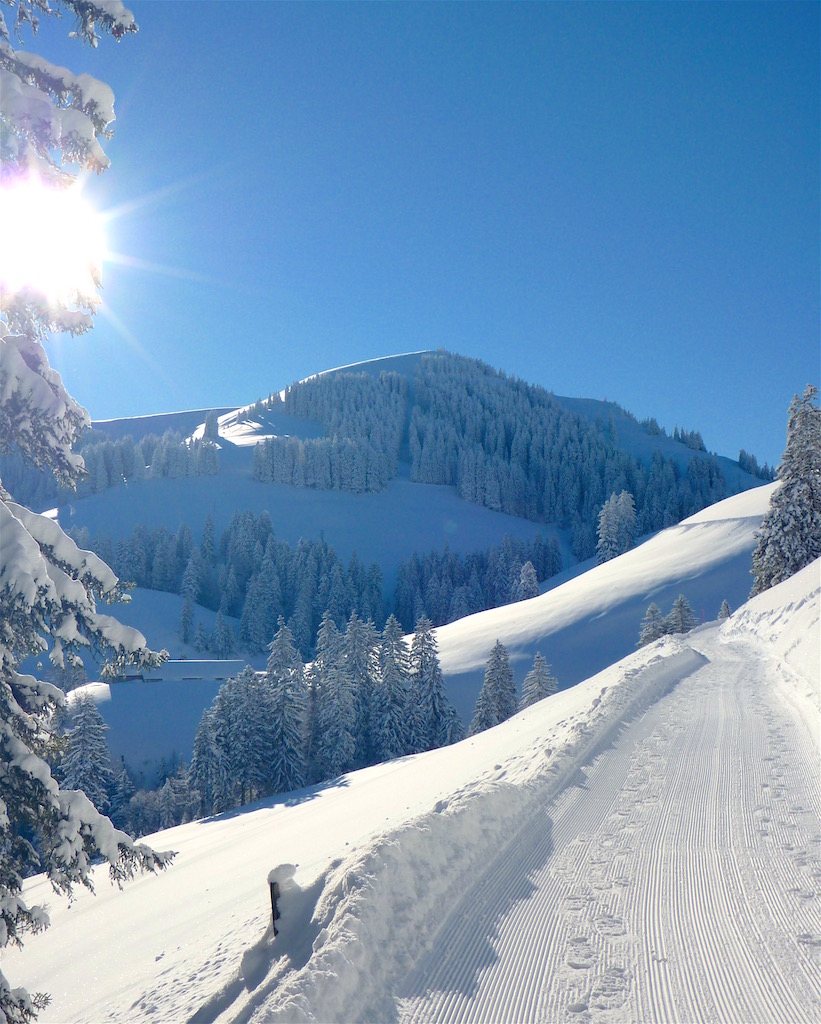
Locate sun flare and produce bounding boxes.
[0,176,107,311]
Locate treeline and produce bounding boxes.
[738,449,776,481]
[189,613,461,815]
[72,512,553,660]
[71,512,385,660]
[393,533,561,630]
[406,353,729,559]
[637,594,732,647]
[0,428,219,510]
[251,371,407,493]
[58,625,568,837]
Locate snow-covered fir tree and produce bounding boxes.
[193,620,209,652]
[180,597,194,644]
[717,599,732,621]
[409,617,462,751]
[518,652,558,710]
[265,618,307,794]
[60,694,115,812]
[751,385,821,595]
[344,611,378,767]
[666,594,698,635]
[372,615,412,761]
[158,764,197,830]
[212,610,234,657]
[468,640,516,735]
[637,602,667,646]
[516,560,540,601]
[596,490,637,564]
[188,708,224,816]
[468,682,498,736]
[0,4,172,1019]
[109,765,136,832]
[313,612,357,780]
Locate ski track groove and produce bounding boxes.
[397,633,821,1024]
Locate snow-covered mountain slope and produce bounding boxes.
[92,408,234,443]
[55,466,553,594]
[9,559,819,1023]
[439,482,774,720]
[70,484,772,782]
[69,350,763,583]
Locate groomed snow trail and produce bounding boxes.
[397,630,821,1024]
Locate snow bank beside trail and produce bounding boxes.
[722,558,820,742]
[261,640,707,1023]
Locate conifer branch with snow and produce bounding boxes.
[1,4,172,1019]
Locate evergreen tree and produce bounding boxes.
[666,594,698,635]
[0,7,172,1017]
[189,709,223,816]
[213,611,234,658]
[516,560,540,601]
[518,652,558,710]
[409,617,460,751]
[109,765,136,833]
[344,611,378,767]
[239,556,281,651]
[468,682,498,736]
[488,640,518,723]
[193,620,209,652]
[211,668,261,807]
[596,494,620,563]
[751,385,821,595]
[61,695,115,812]
[200,514,217,565]
[314,613,357,780]
[159,764,197,829]
[180,597,194,644]
[181,548,203,605]
[373,615,411,761]
[266,619,307,794]
[637,602,667,646]
[717,599,732,621]
[596,490,636,564]
[468,640,516,734]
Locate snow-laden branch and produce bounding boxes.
[0,325,89,485]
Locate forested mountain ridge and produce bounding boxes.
[2,350,768,665]
[234,350,765,557]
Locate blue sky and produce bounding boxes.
[39,0,819,466]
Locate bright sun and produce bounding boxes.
[0,176,107,310]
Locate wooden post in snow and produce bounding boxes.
[270,880,281,936]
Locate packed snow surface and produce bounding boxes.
[8,553,820,1023]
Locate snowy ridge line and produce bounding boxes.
[260,640,707,1023]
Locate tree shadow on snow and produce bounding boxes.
[196,775,351,826]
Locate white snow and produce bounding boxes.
[436,482,774,719]
[6,510,819,1022]
[60,485,773,784]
